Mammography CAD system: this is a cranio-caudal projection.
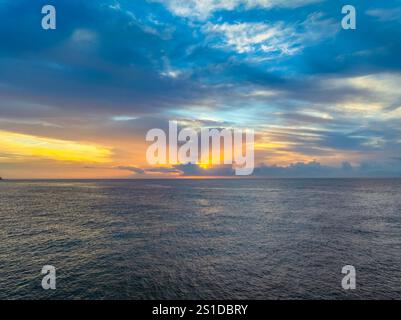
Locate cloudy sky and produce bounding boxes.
[1,0,401,178]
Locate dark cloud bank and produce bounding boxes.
[116,161,401,178]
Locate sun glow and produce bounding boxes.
[197,162,211,169]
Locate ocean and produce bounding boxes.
[0,178,401,299]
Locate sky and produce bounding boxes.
[0,0,401,178]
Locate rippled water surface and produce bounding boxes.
[1,179,401,299]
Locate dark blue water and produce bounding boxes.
[1,179,401,299]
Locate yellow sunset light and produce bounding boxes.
[197,162,211,169]
[0,130,112,163]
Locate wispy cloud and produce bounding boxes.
[366,7,401,22]
[203,13,338,58]
[154,0,324,20]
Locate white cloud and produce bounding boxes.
[71,29,97,43]
[326,73,401,119]
[153,0,324,20]
[160,56,184,78]
[204,22,292,54]
[203,13,338,57]
[366,7,401,22]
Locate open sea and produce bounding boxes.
[0,178,401,300]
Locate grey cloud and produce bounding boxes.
[115,160,401,178]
